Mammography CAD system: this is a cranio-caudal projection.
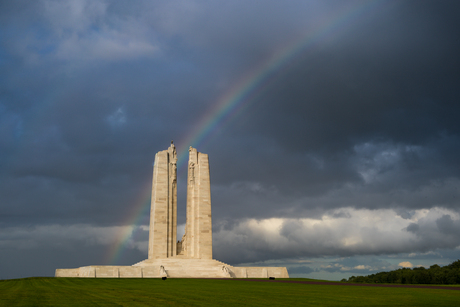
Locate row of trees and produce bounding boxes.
[343,260,460,284]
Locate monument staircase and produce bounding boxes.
[132,258,235,278]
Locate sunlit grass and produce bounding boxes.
[0,277,459,306]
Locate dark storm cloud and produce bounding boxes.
[206,0,460,217]
[1,0,460,278]
[0,224,147,279]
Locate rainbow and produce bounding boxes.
[105,0,386,265]
[104,181,152,264]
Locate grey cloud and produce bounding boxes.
[213,208,460,265]
[288,266,316,275]
[406,223,420,233]
[399,212,460,251]
[318,257,397,275]
[211,176,460,223]
[436,215,460,235]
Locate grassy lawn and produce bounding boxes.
[1,277,459,306]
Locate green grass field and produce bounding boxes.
[1,277,459,306]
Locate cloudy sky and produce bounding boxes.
[1,0,460,280]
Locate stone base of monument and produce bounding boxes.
[55,258,289,278]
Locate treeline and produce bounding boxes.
[343,260,460,284]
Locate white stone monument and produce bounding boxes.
[55,142,289,278]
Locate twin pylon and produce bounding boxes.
[148,142,212,260]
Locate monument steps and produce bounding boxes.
[213,260,232,267]
[133,258,230,268]
[131,260,147,266]
[130,258,235,278]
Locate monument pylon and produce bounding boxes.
[148,141,178,259]
[184,146,212,259]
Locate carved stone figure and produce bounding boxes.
[169,141,177,183]
[188,162,195,184]
[221,266,231,277]
[176,234,186,255]
[159,265,167,277]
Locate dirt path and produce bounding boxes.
[219,279,460,291]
